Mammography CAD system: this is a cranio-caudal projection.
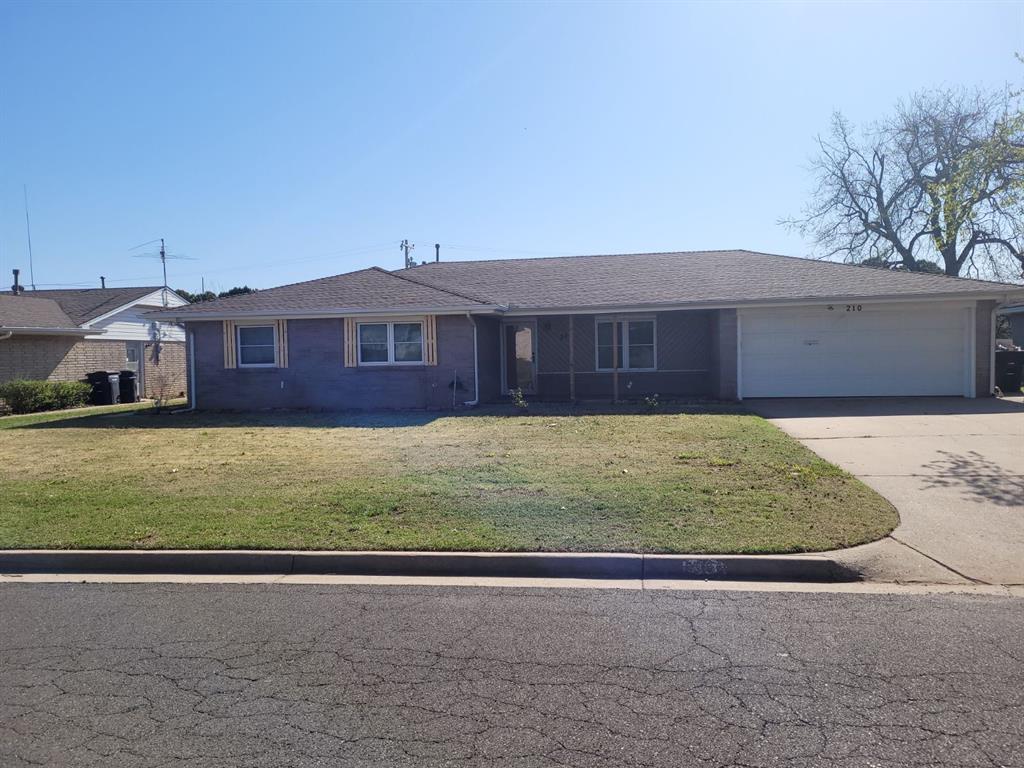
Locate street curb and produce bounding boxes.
[0,550,859,583]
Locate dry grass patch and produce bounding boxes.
[0,407,897,553]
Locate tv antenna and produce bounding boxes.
[130,238,196,305]
[400,239,415,269]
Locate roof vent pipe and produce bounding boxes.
[435,243,440,262]
[100,276,106,289]
[11,269,22,295]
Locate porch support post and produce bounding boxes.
[612,316,619,403]
[568,315,576,403]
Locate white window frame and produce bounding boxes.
[595,316,657,372]
[236,323,277,368]
[357,320,425,366]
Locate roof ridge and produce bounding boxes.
[406,248,749,268]
[735,249,1024,289]
[408,248,1022,289]
[378,266,496,305]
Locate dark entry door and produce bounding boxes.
[503,322,536,394]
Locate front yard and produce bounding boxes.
[0,406,897,553]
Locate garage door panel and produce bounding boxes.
[740,304,969,398]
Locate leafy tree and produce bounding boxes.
[860,256,944,273]
[174,288,216,304]
[218,286,256,298]
[174,286,256,304]
[788,87,1024,280]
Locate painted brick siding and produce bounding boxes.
[713,309,738,400]
[0,336,125,383]
[533,310,716,401]
[474,316,502,403]
[190,315,477,410]
[976,300,996,396]
[144,341,187,399]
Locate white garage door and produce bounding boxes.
[740,302,973,398]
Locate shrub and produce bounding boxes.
[0,380,93,414]
[510,387,528,409]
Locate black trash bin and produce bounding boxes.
[995,351,1024,393]
[118,370,138,403]
[86,371,121,405]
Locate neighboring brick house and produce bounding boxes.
[150,250,1024,410]
[0,277,188,400]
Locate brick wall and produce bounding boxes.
[144,341,187,399]
[0,336,125,383]
[190,316,478,410]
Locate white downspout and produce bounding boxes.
[463,313,479,407]
[0,331,12,341]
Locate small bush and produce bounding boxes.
[510,387,528,409]
[0,380,92,414]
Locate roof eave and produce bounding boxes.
[500,289,1024,316]
[146,304,506,322]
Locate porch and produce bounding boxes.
[477,309,739,403]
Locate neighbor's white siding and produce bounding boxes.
[83,289,187,342]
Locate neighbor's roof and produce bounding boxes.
[149,250,1024,320]
[153,267,493,318]
[0,293,85,332]
[400,250,1024,310]
[7,286,165,324]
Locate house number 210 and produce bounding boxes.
[845,304,863,312]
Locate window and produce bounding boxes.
[596,318,655,371]
[237,325,276,367]
[358,321,424,365]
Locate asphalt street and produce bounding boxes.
[1,583,1022,767]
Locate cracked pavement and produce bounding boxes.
[1,583,1022,767]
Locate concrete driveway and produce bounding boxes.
[750,397,1024,585]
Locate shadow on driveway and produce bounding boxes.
[920,450,1024,507]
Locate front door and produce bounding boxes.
[503,322,536,395]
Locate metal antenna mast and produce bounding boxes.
[23,185,36,290]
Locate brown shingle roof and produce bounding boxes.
[0,294,81,330]
[14,286,164,324]
[151,250,1024,320]
[400,250,1024,310]
[161,267,492,317]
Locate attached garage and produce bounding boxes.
[739,301,976,398]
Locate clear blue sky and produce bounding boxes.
[1,1,1021,293]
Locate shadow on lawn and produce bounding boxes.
[11,401,748,431]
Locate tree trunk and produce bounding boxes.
[941,245,960,276]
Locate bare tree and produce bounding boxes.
[787,87,1024,280]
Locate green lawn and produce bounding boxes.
[0,406,897,553]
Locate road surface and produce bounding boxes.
[1,583,1022,767]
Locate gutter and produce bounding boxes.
[0,326,103,336]
[463,313,479,407]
